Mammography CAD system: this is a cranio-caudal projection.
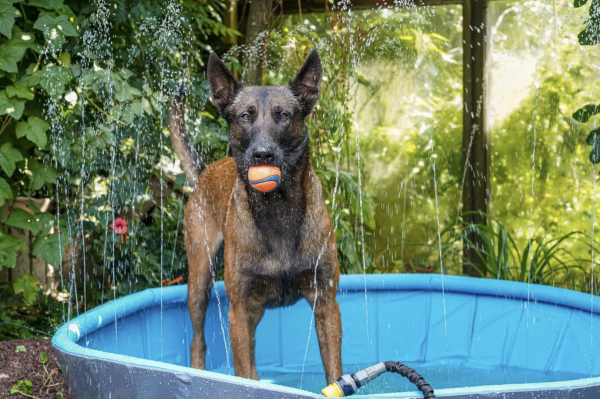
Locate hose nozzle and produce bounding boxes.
[322,363,387,397]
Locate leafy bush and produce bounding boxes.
[427,213,597,292]
[573,0,600,164]
[0,0,237,339]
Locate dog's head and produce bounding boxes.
[207,50,322,190]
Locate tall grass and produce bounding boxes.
[379,212,599,293]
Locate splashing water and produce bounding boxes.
[5,0,600,396]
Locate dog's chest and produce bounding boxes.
[229,178,333,307]
[233,208,329,307]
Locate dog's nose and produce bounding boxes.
[253,146,274,162]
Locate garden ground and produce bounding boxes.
[0,339,68,399]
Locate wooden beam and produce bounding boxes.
[242,0,462,17]
[462,0,488,276]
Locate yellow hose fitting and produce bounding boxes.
[322,382,344,397]
[322,363,387,397]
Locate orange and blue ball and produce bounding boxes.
[248,166,281,193]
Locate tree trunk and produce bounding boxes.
[243,0,272,85]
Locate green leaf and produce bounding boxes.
[578,18,600,46]
[587,128,600,146]
[114,80,141,102]
[0,176,12,206]
[33,13,76,38]
[356,73,372,87]
[7,26,38,50]
[0,142,23,177]
[36,212,55,234]
[32,233,66,268]
[57,51,70,67]
[39,352,48,364]
[10,386,18,394]
[590,142,600,164]
[29,0,63,10]
[9,208,57,235]
[15,344,26,353]
[142,84,153,95]
[142,97,153,115]
[54,15,76,36]
[0,232,25,268]
[0,43,25,73]
[13,274,40,304]
[7,81,33,100]
[573,104,600,123]
[32,14,54,32]
[118,67,133,79]
[4,207,54,234]
[0,90,25,118]
[28,159,57,190]
[21,69,42,87]
[38,64,72,98]
[592,0,600,16]
[0,2,19,38]
[5,208,38,231]
[16,117,49,148]
[122,100,142,123]
[575,0,588,6]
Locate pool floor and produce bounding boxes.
[251,363,590,395]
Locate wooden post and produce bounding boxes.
[244,0,273,85]
[462,0,488,277]
[224,0,239,48]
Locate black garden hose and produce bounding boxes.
[384,361,436,398]
[321,361,436,398]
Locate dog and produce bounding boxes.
[168,49,343,384]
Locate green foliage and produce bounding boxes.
[0,142,23,176]
[0,175,12,205]
[575,0,600,44]
[0,277,64,340]
[433,214,596,291]
[12,274,40,304]
[0,231,25,267]
[16,116,49,147]
[574,0,600,162]
[0,2,20,39]
[11,379,33,396]
[0,0,237,339]
[32,233,67,267]
[265,8,463,273]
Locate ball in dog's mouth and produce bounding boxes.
[248,166,281,193]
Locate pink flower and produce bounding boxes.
[110,217,128,235]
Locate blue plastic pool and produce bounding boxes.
[52,274,600,398]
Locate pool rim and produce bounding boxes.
[52,274,600,398]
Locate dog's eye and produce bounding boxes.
[241,113,250,121]
[279,113,289,121]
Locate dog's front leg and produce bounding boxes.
[305,286,343,384]
[229,301,265,380]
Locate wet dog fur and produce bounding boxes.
[168,49,343,384]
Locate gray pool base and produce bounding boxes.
[52,275,600,398]
[53,351,600,398]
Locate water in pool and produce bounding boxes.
[254,363,588,395]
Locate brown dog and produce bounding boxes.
[168,49,343,384]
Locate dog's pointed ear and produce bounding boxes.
[207,53,241,114]
[288,49,322,116]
